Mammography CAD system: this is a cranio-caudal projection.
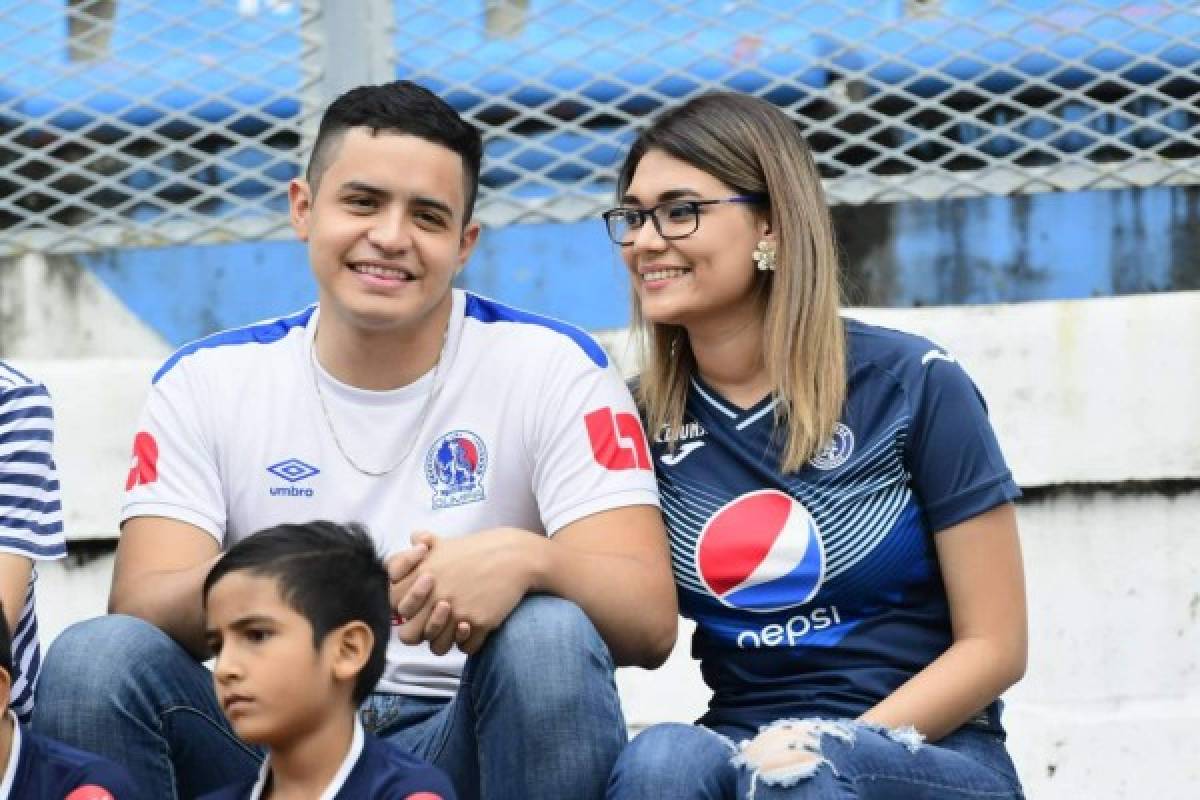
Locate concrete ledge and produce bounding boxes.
[35,359,161,540]
[17,291,1200,540]
[599,291,1200,486]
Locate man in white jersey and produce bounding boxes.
[0,361,66,723]
[33,81,677,800]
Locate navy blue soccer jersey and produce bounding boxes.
[198,729,455,800]
[653,319,1020,735]
[5,723,141,799]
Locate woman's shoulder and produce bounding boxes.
[841,317,984,415]
[842,316,948,368]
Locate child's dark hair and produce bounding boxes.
[0,602,11,680]
[203,521,391,705]
[306,79,483,222]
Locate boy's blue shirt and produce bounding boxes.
[5,722,140,799]
[198,728,456,800]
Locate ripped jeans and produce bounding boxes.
[607,718,1024,799]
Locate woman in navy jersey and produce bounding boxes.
[603,92,1027,799]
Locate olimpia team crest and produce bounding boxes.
[425,430,488,509]
[809,423,855,470]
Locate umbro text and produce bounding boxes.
[269,486,314,497]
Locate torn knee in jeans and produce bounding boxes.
[731,719,925,793]
[856,720,925,753]
[731,719,853,789]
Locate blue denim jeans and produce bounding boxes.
[33,595,626,800]
[607,720,1025,800]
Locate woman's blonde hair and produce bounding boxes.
[617,91,845,472]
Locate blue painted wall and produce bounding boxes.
[78,184,1200,349]
[837,185,1200,307]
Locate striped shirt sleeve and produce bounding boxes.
[0,361,66,721]
[0,363,67,560]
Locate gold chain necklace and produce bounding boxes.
[309,327,448,478]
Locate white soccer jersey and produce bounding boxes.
[123,289,658,696]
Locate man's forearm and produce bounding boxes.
[109,556,219,659]
[532,538,678,669]
[392,523,678,667]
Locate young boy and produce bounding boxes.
[0,603,139,799]
[198,521,455,800]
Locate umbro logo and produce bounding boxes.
[267,459,320,483]
[267,458,319,498]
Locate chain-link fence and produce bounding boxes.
[3,0,1199,255]
[0,0,323,255]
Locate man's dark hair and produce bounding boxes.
[306,79,484,223]
[203,521,391,705]
[0,602,11,680]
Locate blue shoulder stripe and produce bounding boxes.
[0,407,52,428]
[463,293,608,368]
[10,685,33,722]
[0,475,60,491]
[0,386,50,406]
[0,532,66,556]
[0,361,32,385]
[0,495,62,514]
[0,451,54,468]
[154,306,316,384]
[0,429,52,446]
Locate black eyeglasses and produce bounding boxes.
[601,195,764,246]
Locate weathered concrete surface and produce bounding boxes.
[849,293,1200,485]
[0,254,168,358]
[25,358,161,541]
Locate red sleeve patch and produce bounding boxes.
[584,408,651,471]
[125,431,159,490]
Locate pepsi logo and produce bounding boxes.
[695,490,825,613]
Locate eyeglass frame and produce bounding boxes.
[601,195,766,246]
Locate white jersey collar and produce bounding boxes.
[0,710,21,800]
[248,717,365,800]
[306,289,468,390]
[690,376,778,431]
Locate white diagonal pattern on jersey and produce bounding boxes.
[735,399,779,430]
[690,379,738,419]
[785,419,911,580]
[659,417,914,591]
[660,475,728,594]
